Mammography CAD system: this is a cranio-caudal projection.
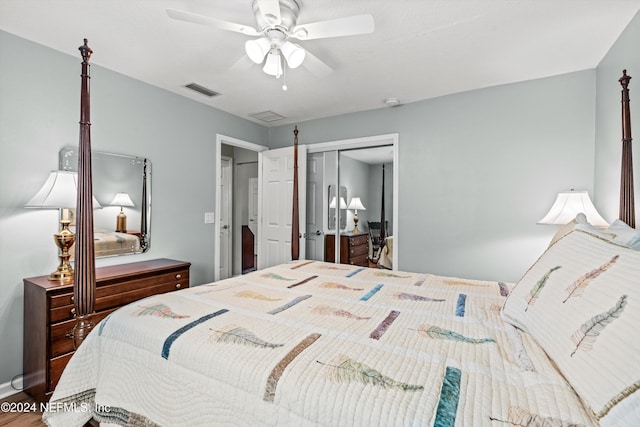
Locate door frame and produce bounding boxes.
[215,134,268,282]
[219,155,233,279]
[307,133,399,270]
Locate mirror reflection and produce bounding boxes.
[328,185,347,230]
[59,146,151,257]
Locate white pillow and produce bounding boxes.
[606,219,640,249]
[502,229,640,426]
[548,213,608,247]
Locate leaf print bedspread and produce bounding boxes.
[44,261,598,427]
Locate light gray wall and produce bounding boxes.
[595,11,640,223]
[269,70,598,283]
[339,155,371,233]
[0,31,267,386]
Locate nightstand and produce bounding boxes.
[324,233,369,267]
[23,258,190,403]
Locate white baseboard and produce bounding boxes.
[0,376,23,400]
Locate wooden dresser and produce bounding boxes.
[23,258,190,403]
[324,233,369,267]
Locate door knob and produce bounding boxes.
[315,230,322,236]
[222,225,229,230]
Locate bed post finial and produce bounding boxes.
[619,69,635,228]
[79,38,92,62]
[291,126,300,260]
[72,38,97,349]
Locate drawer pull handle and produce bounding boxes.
[175,274,182,280]
[70,308,76,316]
[175,283,182,289]
[70,296,74,303]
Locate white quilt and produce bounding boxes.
[44,261,597,427]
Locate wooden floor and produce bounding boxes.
[0,392,46,427]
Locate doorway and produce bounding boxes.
[215,135,268,281]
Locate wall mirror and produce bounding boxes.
[59,146,151,257]
[328,185,347,230]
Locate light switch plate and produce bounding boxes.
[204,212,215,224]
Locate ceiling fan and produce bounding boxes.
[166,0,374,85]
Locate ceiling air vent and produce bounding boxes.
[184,83,219,97]
[249,110,286,122]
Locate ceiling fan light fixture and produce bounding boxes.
[263,51,283,77]
[281,41,305,69]
[245,37,270,64]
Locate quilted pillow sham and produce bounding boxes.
[502,229,640,426]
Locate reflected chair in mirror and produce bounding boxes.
[367,221,388,264]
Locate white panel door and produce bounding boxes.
[259,145,307,269]
[306,153,324,261]
[248,177,258,254]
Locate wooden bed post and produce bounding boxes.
[71,39,96,348]
[291,126,300,260]
[380,164,386,241]
[619,70,635,228]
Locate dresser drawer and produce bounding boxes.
[50,308,117,358]
[349,243,368,257]
[349,255,369,267]
[49,352,73,391]
[49,270,189,323]
[348,234,368,246]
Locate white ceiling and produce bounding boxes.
[341,145,394,165]
[2,0,640,127]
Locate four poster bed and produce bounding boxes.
[43,42,639,427]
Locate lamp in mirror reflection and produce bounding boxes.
[329,196,347,209]
[110,192,135,232]
[25,170,102,282]
[538,189,608,227]
[347,197,366,234]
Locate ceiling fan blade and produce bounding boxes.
[256,0,281,26]
[230,55,254,73]
[166,8,260,36]
[291,14,374,40]
[302,49,333,79]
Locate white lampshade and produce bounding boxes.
[263,51,283,77]
[245,37,270,64]
[281,41,305,69]
[538,190,608,227]
[25,170,102,209]
[110,192,135,208]
[329,196,347,209]
[347,197,366,212]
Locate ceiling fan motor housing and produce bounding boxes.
[252,0,300,33]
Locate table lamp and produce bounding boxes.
[538,190,608,227]
[347,197,366,234]
[25,171,101,281]
[110,192,135,232]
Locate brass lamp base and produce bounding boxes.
[115,209,127,233]
[353,213,360,234]
[50,219,75,282]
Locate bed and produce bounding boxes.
[93,231,142,257]
[44,41,639,427]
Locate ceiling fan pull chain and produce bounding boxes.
[282,61,288,91]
